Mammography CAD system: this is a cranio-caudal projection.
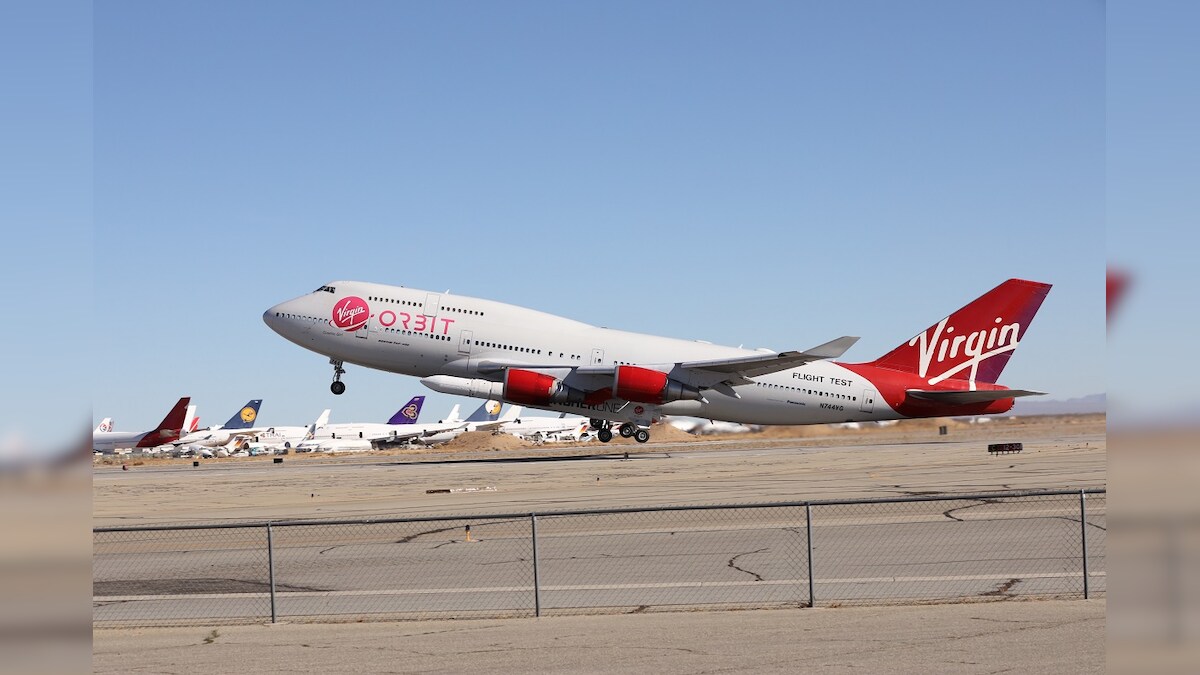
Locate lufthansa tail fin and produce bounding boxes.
[223,400,263,430]
[387,396,425,425]
[867,279,1051,387]
[465,400,503,423]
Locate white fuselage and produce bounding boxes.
[503,416,591,440]
[265,281,889,426]
[93,431,153,453]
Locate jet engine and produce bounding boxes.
[613,366,703,404]
[503,369,586,406]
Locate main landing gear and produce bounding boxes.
[330,359,346,395]
[590,419,651,444]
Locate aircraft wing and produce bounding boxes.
[905,389,1045,404]
[475,336,858,395]
[673,336,859,386]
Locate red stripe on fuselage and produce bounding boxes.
[837,362,1015,418]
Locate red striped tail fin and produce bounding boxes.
[868,279,1051,388]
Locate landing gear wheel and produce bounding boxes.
[329,359,346,395]
[618,423,636,438]
[597,428,613,443]
[634,429,650,444]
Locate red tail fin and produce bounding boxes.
[135,397,191,447]
[867,279,1051,387]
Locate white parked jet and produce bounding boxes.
[666,417,757,435]
[93,397,191,453]
[408,400,514,446]
[226,409,330,453]
[264,279,1050,443]
[298,396,452,452]
[174,399,263,448]
[501,409,592,442]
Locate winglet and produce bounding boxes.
[803,336,859,360]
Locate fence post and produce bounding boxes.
[806,503,815,608]
[1079,490,1089,600]
[267,522,278,622]
[531,514,541,617]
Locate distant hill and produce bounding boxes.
[1008,393,1106,416]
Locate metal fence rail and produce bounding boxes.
[93,489,1106,626]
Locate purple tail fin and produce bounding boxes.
[387,396,425,425]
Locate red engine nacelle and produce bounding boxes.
[504,369,585,406]
[613,366,703,404]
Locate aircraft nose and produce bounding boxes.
[263,303,285,333]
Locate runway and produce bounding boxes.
[93,416,1105,625]
[93,416,1105,526]
[94,494,1105,625]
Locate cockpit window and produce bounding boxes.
[313,285,336,294]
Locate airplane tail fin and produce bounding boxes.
[181,405,198,435]
[498,405,522,423]
[136,397,191,447]
[94,417,113,433]
[444,404,463,423]
[223,399,263,429]
[301,409,332,441]
[865,279,1051,386]
[387,396,425,425]
[465,400,503,423]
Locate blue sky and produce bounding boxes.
[81,1,1109,432]
[1107,0,1200,424]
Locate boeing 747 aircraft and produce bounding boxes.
[93,397,191,453]
[264,279,1050,443]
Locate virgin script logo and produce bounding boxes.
[331,296,370,331]
[911,317,1021,388]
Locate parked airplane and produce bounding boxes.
[297,396,434,452]
[406,400,513,446]
[297,399,482,452]
[174,399,263,448]
[501,409,593,442]
[93,397,191,453]
[264,278,1050,443]
[226,409,330,453]
[666,417,757,435]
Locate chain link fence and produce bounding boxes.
[94,489,1105,626]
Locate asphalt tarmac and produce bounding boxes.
[93,416,1105,526]
[93,600,1106,674]
[93,416,1106,671]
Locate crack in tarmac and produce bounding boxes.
[980,578,1021,598]
[727,548,768,582]
[942,498,1002,522]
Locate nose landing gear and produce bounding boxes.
[330,359,346,395]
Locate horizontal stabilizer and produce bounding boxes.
[905,389,1045,405]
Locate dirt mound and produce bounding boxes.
[435,431,531,452]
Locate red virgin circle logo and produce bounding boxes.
[331,296,370,331]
